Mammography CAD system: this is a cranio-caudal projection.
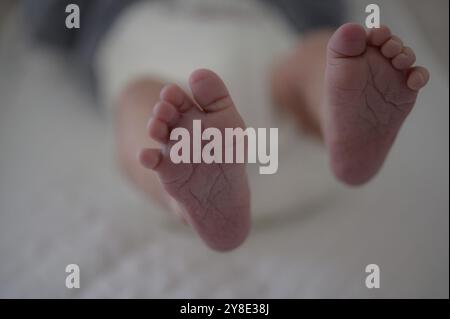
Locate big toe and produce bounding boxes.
[189,69,235,113]
[328,23,367,58]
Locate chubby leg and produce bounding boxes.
[115,78,172,210]
[272,29,333,137]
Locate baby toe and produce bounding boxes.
[368,25,392,46]
[147,117,169,143]
[139,148,162,170]
[407,66,430,91]
[381,36,403,58]
[327,23,367,58]
[392,47,416,70]
[189,69,235,112]
[153,101,179,126]
[160,84,193,112]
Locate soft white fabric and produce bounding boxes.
[0,0,448,298]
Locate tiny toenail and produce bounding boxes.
[410,73,424,90]
[190,69,211,84]
[416,73,424,84]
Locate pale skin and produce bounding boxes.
[115,24,429,251]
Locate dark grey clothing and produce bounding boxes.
[261,0,346,33]
[23,0,346,81]
[23,0,139,76]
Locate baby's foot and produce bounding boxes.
[139,69,250,251]
[325,23,429,185]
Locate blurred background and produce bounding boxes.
[0,0,448,298]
